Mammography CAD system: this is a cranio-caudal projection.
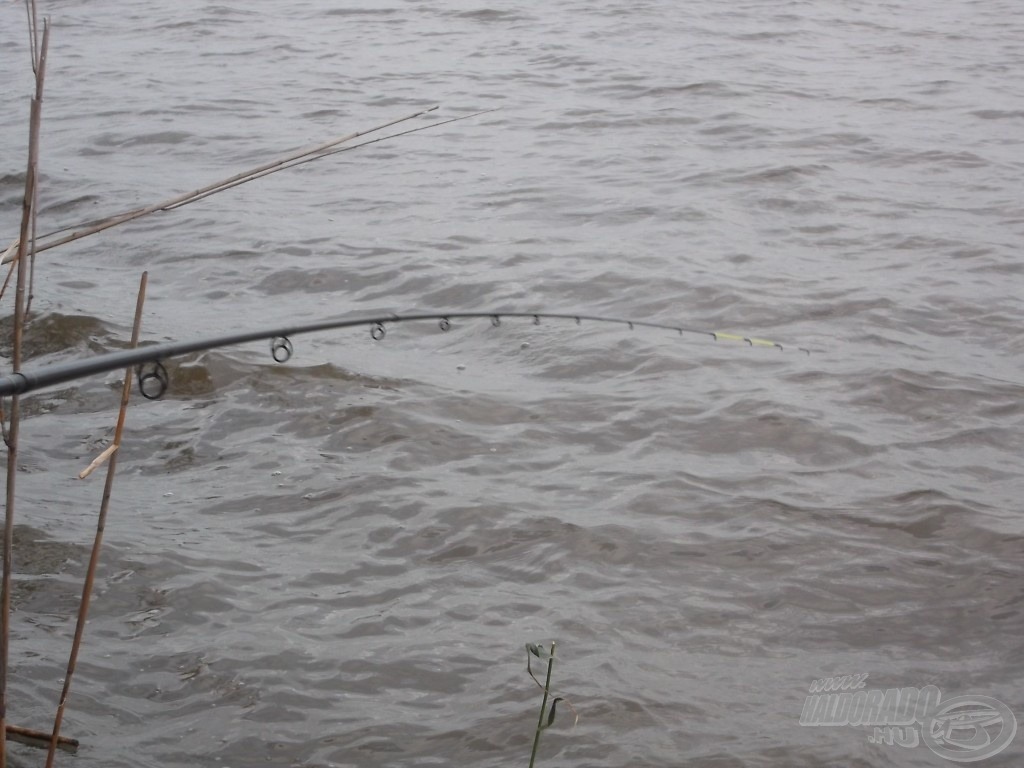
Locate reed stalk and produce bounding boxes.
[15,106,440,257]
[1,9,48,766]
[161,107,497,211]
[44,272,147,768]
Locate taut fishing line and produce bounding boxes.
[0,310,814,400]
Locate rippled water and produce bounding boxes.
[1,1,1023,766]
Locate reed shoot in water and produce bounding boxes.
[526,642,576,767]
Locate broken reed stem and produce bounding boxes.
[1,14,48,768]
[23,106,438,256]
[0,265,14,309]
[24,1,39,72]
[6,725,76,755]
[77,444,118,480]
[45,272,147,768]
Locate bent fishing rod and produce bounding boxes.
[0,310,813,400]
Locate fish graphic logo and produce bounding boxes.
[922,695,1017,763]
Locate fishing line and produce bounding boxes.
[0,310,814,400]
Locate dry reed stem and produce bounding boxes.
[0,242,16,266]
[0,263,14,306]
[25,1,39,73]
[27,161,39,317]
[45,272,147,768]
[163,107,497,210]
[77,444,118,480]
[1,12,48,767]
[25,106,438,255]
[5,725,76,755]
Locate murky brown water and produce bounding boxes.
[1,1,1022,766]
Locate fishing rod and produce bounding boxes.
[0,310,812,400]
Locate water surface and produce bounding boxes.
[1,1,1022,766]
